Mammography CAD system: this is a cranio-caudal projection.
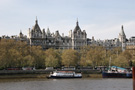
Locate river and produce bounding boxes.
[0,78,132,90]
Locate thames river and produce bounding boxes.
[0,78,132,90]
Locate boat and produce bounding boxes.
[102,66,132,78]
[47,71,82,79]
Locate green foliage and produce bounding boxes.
[0,39,45,69]
[113,55,128,67]
[0,39,134,69]
[62,49,79,66]
[112,50,132,67]
[45,48,61,67]
[86,46,106,66]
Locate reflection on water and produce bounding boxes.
[0,78,132,90]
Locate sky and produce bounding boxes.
[0,0,135,40]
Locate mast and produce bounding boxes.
[109,57,111,69]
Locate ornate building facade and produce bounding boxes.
[1,19,134,52]
[88,25,127,51]
[28,19,87,50]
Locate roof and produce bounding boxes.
[32,19,42,34]
[73,20,81,33]
[120,25,126,36]
[111,66,127,70]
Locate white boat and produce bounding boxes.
[47,71,82,78]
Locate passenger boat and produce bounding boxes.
[47,71,82,79]
[102,66,132,78]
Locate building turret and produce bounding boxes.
[73,19,81,33]
[119,25,126,42]
[30,18,42,38]
[42,28,46,38]
[69,30,72,38]
[83,30,87,39]
[19,30,23,38]
[28,28,31,38]
[46,27,51,37]
[119,25,126,51]
[55,30,60,37]
[35,17,38,24]
[72,20,87,50]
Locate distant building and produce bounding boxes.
[28,19,87,50]
[89,25,127,51]
[126,37,135,55]
[1,32,27,42]
[1,18,135,51]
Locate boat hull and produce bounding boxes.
[47,76,82,79]
[102,72,132,78]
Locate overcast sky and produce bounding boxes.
[0,0,135,40]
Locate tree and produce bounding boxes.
[111,50,132,67]
[113,55,129,67]
[23,55,34,67]
[0,39,46,69]
[80,46,91,66]
[86,46,106,67]
[45,48,61,67]
[61,49,79,66]
[122,50,132,66]
[29,46,45,68]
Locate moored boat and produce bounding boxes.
[102,71,132,78]
[47,71,82,79]
[102,66,132,78]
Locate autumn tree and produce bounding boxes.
[45,48,61,67]
[122,50,132,66]
[86,46,106,67]
[0,39,45,69]
[30,46,45,68]
[80,46,90,66]
[61,49,79,67]
[112,50,132,67]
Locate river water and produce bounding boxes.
[0,78,132,90]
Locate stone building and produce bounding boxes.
[22,19,134,51]
[1,30,27,42]
[1,19,134,52]
[118,25,127,51]
[89,25,126,51]
[126,37,135,55]
[28,19,87,50]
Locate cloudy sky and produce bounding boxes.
[0,0,135,40]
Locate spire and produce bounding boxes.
[35,16,38,24]
[32,17,42,34]
[119,25,126,43]
[76,18,79,26]
[121,25,125,36]
[122,25,123,30]
[20,30,22,35]
[55,30,60,37]
[19,30,23,38]
[42,28,46,38]
[42,28,45,34]
[47,27,51,36]
[74,18,81,33]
